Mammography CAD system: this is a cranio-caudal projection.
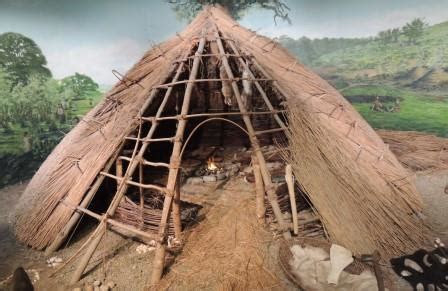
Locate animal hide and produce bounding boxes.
[390,247,448,290]
[289,245,379,291]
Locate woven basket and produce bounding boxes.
[279,238,394,290]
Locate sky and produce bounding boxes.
[1,0,448,85]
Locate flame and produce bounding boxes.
[207,157,218,171]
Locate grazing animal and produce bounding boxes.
[241,67,253,110]
[11,267,34,291]
[219,64,233,106]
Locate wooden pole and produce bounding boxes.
[60,200,157,240]
[285,164,298,235]
[253,157,266,224]
[150,30,207,285]
[213,27,290,238]
[45,147,122,256]
[225,38,287,131]
[172,174,182,239]
[139,109,287,122]
[69,45,194,284]
[139,162,144,228]
[116,158,123,188]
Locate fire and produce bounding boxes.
[207,157,218,171]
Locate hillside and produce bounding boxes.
[280,21,448,90]
[279,20,448,138]
[315,21,448,84]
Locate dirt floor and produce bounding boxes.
[0,176,295,291]
[1,169,448,290]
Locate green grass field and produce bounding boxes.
[342,85,448,137]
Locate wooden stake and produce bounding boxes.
[150,30,207,285]
[285,164,298,235]
[253,158,266,224]
[139,162,144,228]
[172,174,182,239]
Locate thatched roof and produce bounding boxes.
[15,6,426,254]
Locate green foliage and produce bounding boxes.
[295,20,448,81]
[278,35,370,65]
[166,0,290,23]
[377,28,401,46]
[0,32,51,87]
[0,71,101,159]
[61,72,99,101]
[402,18,427,44]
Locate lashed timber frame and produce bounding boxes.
[47,18,292,285]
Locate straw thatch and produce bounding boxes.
[377,130,448,172]
[284,104,427,258]
[15,5,426,255]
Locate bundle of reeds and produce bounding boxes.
[377,130,448,172]
[284,102,428,259]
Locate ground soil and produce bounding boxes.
[1,169,447,290]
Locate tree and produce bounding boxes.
[402,18,426,44]
[61,73,99,100]
[166,0,290,23]
[0,32,51,87]
[377,30,393,46]
[391,28,401,42]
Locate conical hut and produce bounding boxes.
[14,5,426,284]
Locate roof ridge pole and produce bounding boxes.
[150,29,208,286]
[212,25,290,239]
[68,42,194,284]
[224,34,287,130]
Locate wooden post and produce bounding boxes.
[172,173,182,239]
[213,27,290,238]
[253,157,266,224]
[69,45,194,284]
[285,164,298,235]
[150,30,207,285]
[139,162,144,228]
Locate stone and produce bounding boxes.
[85,285,94,291]
[186,177,203,185]
[100,286,109,291]
[106,281,116,289]
[216,172,227,180]
[73,288,82,291]
[93,280,101,287]
[202,175,217,182]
